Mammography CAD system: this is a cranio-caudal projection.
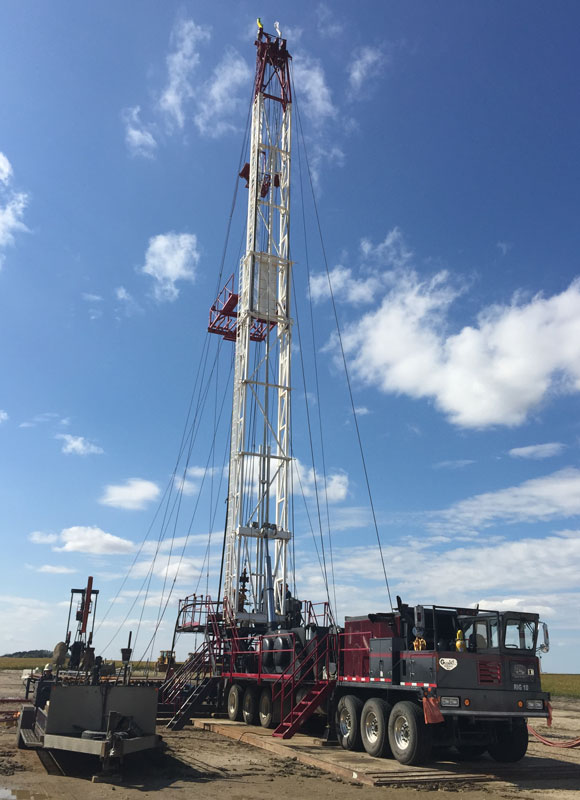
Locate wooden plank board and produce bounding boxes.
[190,717,580,789]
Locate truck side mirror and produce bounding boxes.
[539,621,550,653]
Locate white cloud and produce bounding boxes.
[433,459,475,470]
[347,47,387,96]
[354,406,370,416]
[0,153,13,184]
[194,49,251,137]
[35,565,77,574]
[308,142,346,191]
[122,106,157,158]
[55,525,135,555]
[434,468,580,533]
[100,478,160,510]
[56,434,104,456]
[176,465,222,497]
[323,530,580,604]
[159,18,209,130]
[0,151,28,268]
[140,232,200,302]
[310,230,413,304]
[29,531,58,544]
[0,409,8,424]
[315,4,344,39]
[130,554,212,582]
[508,443,565,460]
[335,237,580,427]
[294,460,348,503]
[497,241,512,256]
[360,227,413,269]
[82,293,103,319]
[19,411,63,429]
[0,595,51,636]
[310,265,382,305]
[141,533,213,556]
[293,54,336,125]
[115,286,142,317]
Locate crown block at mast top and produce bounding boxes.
[254,24,292,110]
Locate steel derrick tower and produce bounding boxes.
[209,27,292,626]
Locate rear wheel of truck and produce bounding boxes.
[488,719,528,762]
[360,697,392,758]
[336,694,363,751]
[242,686,258,725]
[258,686,279,728]
[227,684,243,721]
[388,701,432,765]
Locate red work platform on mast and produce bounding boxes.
[208,273,276,342]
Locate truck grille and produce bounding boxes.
[478,660,501,684]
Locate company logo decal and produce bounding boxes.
[439,658,458,671]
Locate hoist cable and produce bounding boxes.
[134,355,234,668]
[97,80,253,656]
[294,85,394,612]
[293,88,338,617]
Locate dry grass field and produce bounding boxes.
[0,657,159,672]
[540,673,580,699]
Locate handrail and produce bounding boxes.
[271,631,333,714]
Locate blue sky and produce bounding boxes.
[1,2,579,672]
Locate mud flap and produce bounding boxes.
[422,696,444,725]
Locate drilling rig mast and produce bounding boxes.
[209,27,293,627]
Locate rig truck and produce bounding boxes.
[156,23,550,767]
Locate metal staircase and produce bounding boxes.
[159,639,214,709]
[272,632,336,740]
[272,680,333,739]
[165,676,220,730]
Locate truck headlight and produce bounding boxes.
[440,696,460,707]
[525,699,544,711]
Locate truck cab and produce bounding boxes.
[336,602,550,764]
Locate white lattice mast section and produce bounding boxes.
[222,28,293,625]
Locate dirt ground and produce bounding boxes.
[1,670,579,800]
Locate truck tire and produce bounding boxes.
[227,684,243,721]
[488,719,528,762]
[336,694,363,751]
[360,697,392,758]
[258,686,279,728]
[242,686,258,725]
[388,701,432,765]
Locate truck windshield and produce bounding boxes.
[504,617,536,650]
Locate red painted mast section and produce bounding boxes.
[80,575,93,634]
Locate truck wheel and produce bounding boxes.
[242,686,258,725]
[488,719,528,762]
[360,698,392,758]
[388,701,432,765]
[227,684,243,721]
[336,695,363,751]
[258,686,278,728]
